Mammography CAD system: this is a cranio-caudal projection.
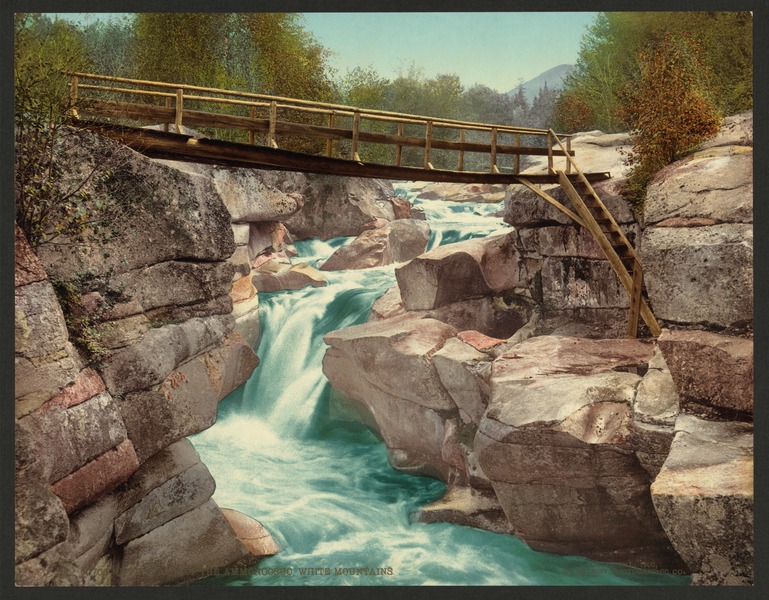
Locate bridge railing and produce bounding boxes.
[68,72,574,175]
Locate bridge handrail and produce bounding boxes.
[68,72,568,138]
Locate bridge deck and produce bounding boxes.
[85,121,610,186]
[68,72,609,185]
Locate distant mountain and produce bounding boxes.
[508,64,574,103]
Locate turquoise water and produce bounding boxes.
[190,197,690,586]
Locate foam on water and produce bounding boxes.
[190,191,690,586]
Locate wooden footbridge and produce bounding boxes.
[67,72,660,337]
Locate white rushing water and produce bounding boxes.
[190,192,689,587]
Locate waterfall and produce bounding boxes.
[190,195,689,586]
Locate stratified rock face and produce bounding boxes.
[15,420,69,565]
[657,330,753,421]
[639,225,753,327]
[395,231,519,311]
[282,174,395,240]
[119,331,259,463]
[15,129,263,586]
[651,415,753,585]
[639,117,753,331]
[320,219,430,271]
[475,336,685,569]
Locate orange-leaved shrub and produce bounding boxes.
[617,33,721,215]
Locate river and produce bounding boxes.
[190,191,689,586]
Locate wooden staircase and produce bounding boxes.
[557,172,661,337]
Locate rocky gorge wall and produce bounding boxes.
[323,113,754,584]
[14,128,403,586]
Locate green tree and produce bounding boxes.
[618,33,721,213]
[554,11,752,132]
[79,15,138,79]
[14,13,112,250]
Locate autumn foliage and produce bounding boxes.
[617,33,721,213]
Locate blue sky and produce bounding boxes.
[302,12,597,92]
[50,11,597,92]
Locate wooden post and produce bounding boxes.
[627,259,644,338]
[457,129,465,171]
[164,97,172,133]
[268,101,277,148]
[351,111,361,161]
[514,133,521,174]
[566,136,572,174]
[395,123,404,167]
[424,120,433,170]
[490,127,498,173]
[69,74,79,119]
[326,112,334,156]
[547,130,554,174]
[175,88,184,133]
[249,106,256,144]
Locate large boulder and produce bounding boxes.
[475,336,685,569]
[630,347,679,477]
[323,314,458,478]
[282,174,396,240]
[409,182,508,203]
[651,415,753,585]
[321,219,430,271]
[37,129,235,280]
[117,499,269,586]
[657,330,753,421]
[251,260,327,293]
[639,224,753,328]
[157,160,305,223]
[395,231,520,311]
[644,146,752,226]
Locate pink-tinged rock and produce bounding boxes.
[389,196,412,219]
[30,391,128,483]
[15,225,47,288]
[324,314,457,412]
[100,314,233,395]
[457,330,505,352]
[51,439,140,514]
[230,275,256,304]
[221,508,280,557]
[492,335,654,381]
[651,415,753,584]
[432,337,491,426]
[251,260,327,292]
[654,217,718,228]
[43,368,106,410]
[657,329,753,421]
[323,314,458,478]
